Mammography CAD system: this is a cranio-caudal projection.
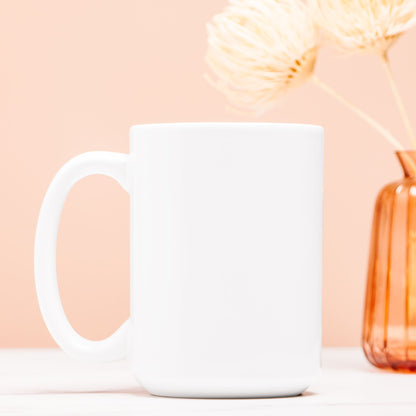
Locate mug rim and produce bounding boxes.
[130,122,323,135]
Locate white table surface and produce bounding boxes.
[1,348,416,415]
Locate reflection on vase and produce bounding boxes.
[363,151,416,371]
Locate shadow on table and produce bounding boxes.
[11,386,151,397]
[15,389,318,400]
[327,360,388,374]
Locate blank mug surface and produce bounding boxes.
[35,123,323,398]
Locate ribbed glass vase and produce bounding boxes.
[363,151,416,371]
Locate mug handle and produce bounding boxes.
[34,151,131,361]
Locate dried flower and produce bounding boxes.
[206,0,318,113]
[310,0,416,55]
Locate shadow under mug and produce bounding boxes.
[34,122,324,398]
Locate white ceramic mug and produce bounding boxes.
[35,123,324,398]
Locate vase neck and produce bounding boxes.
[396,151,416,178]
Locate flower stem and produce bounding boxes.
[380,52,416,149]
[310,74,404,150]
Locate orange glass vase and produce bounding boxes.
[363,151,416,371]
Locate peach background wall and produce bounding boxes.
[1,0,416,347]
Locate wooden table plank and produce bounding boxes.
[1,348,415,415]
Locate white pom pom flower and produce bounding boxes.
[206,0,318,113]
[310,0,416,55]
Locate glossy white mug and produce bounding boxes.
[35,123,324,398]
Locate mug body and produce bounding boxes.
[129,123,323,398]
